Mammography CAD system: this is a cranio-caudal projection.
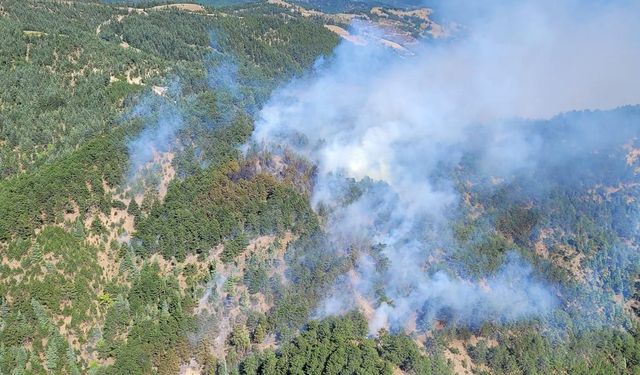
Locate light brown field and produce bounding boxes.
[150,3,205,12]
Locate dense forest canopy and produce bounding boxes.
[1,0,640,374]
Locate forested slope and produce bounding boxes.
[0,1,345,373]
[1,1,640,375]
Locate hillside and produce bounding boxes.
[1,1,640,375]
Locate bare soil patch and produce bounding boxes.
[324,25,366,45]
[150,3,205,12]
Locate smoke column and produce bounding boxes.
[252,0,640,333]
[126,83,184,179]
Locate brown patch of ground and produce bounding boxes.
[125,150,175,203]
[154,151,176,200]
[387,8,432,21]
[268,232,294,283]
[462,190,484,220]
[624,144,640,174]
[149,253,205,290]
[553,243,587,281]
[444,335,496,375]
[150,3,205,12]
[370,7,387,17]
[605,182,640,197]
[152,85,168,96]
[268,0,345,19]
[268,0,437,45]
[355,292,376,322]
[116,6,148,15]
[346,269,379,322]
[490,176,504,185]
[370,6,448,38]
[625,145,640,165]
[63,201,81,223]
[97,247,119,282]
[444,339,474,375]
[179,359,202,375]
[534,228,553,258]
[23,30,46,37]
[324,24,366,45]
[1,256,21,271]
[193,232,294,358]
[95,18,110,35]
[380,38,409,52]
[586,182,640,206]
[125,68,143,85]
[427,22,448,38]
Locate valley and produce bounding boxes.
[0,1,639,374]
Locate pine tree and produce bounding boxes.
[31,299,51,333]
[45,335,61,371]
[66,346,81,375]
[31,243,43,264]
[252,323,266,344]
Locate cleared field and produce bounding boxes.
[150,3,205,12]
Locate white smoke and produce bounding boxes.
[252,0,640,333]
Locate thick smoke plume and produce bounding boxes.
[253,0,640,333]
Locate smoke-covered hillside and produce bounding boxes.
[1,0,640,374]
[98,0,424,12]
[288,0,427,13]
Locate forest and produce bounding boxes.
[0,0,639,374]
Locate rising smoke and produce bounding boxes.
[126,34,243,182]
[126,81,184,179]
[252,0,640,333]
